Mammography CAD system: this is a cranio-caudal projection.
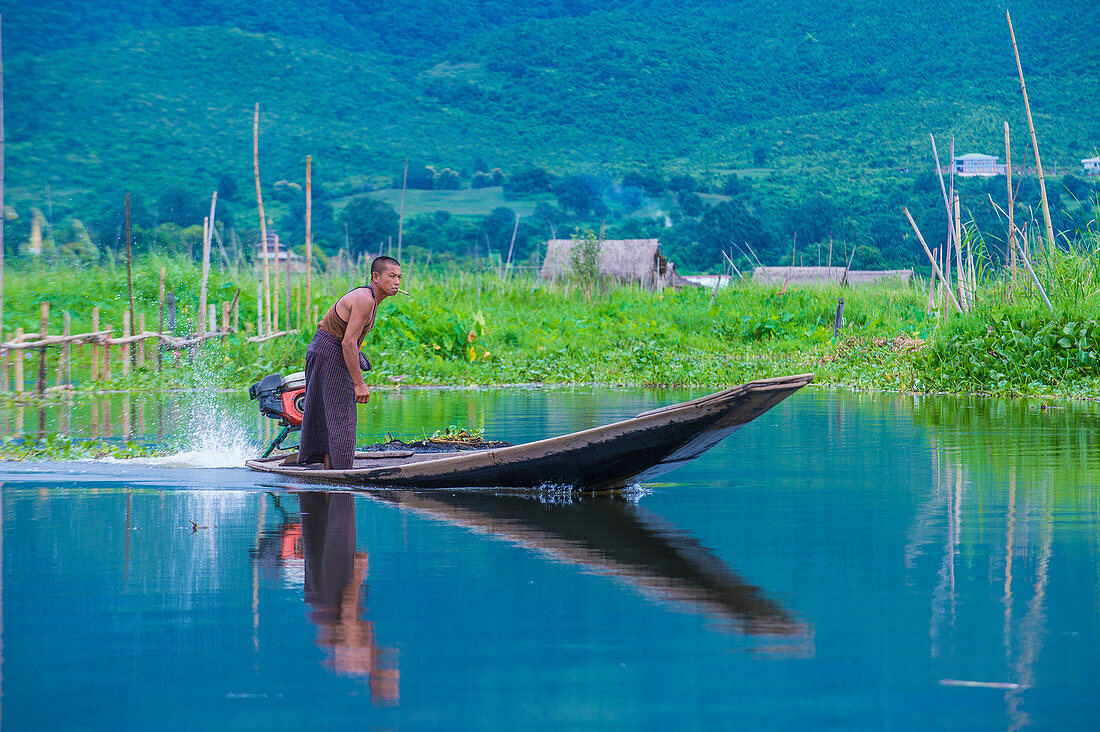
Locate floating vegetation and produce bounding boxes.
[429,425,485,443]
[0,432,164,461]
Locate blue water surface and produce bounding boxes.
[2,388,1099,730]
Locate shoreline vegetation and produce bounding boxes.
[2,222,1100,403]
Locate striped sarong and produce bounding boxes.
[298,330,371,470]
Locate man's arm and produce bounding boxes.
[341,291,375,404]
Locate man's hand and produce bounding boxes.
[354,382,371,404]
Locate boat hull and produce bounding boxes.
[246,373,813,490]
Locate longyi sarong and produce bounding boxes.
[298,330,371,469]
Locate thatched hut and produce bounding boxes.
[539,238,691,290]
[752,266,913,287]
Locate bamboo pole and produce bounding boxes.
[256,280,263,336]
[232,289,240,333]
[91,307,100,380]
[273,233,281,332]
[137,313,145,365]
[222,301,230,335]
[121,311,130,378]
[37,301,48,394]
[125,194,136,357]
[903,207,963,313]
[284,232,291,329]
[504,213,519,280]
[157,267,166,373]
[1007,10,1055,253]
[63,311,71,387]
[199,192,217,336]
[305,154,312,325]
[1005,121,1016,289]
[13,327,21,393]
[254,102,272,334]
[397,157,408,260]
[954,194,964,306]
[103,326,112,381]
[0,15,5,378]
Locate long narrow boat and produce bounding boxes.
[246,373,813,490]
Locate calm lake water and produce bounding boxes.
[2,387,1099,730]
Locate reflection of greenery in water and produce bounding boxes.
[910,394,1100,510]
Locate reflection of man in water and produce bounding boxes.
[299,492,399,704]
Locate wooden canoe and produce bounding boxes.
[246,372,813,490]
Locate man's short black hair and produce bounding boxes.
[371,256,400,276]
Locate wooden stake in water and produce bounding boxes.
[37,301,48,394]
[254,102,272,334]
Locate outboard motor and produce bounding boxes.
[249,371,306,457]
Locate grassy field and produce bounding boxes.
[4,242,1100,401]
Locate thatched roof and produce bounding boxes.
[539,238,691,290]
[752,266,913,287]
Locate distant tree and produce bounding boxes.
[504,167,557,198]
[850,244,886,270]
[752,146,768,166]
[343,197,399,255]
[394,164,435,190]
[472,171,492,189]
[722,173,754,198]
[435,168,461,190]
[217,174,239,201]
[554,175,606,217]
[1061,174,1092,201]
[681,192,705,217]
[668,174,697,203]
[158,187,204,227]
[697,199,768,267]
[621,170,664,196]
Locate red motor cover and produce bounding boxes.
[280,388,305,426]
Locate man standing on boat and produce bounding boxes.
[296,256,402,469]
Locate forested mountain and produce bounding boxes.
[2,0,1098,269]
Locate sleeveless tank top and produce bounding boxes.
[317,284,377,346]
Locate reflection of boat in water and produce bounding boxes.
[364,489,811,640]
[247,374,813,490]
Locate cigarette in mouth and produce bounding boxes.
[399,289,412,296]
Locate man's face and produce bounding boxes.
[373,265,402,296]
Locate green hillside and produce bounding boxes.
[2,0,1099,269]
